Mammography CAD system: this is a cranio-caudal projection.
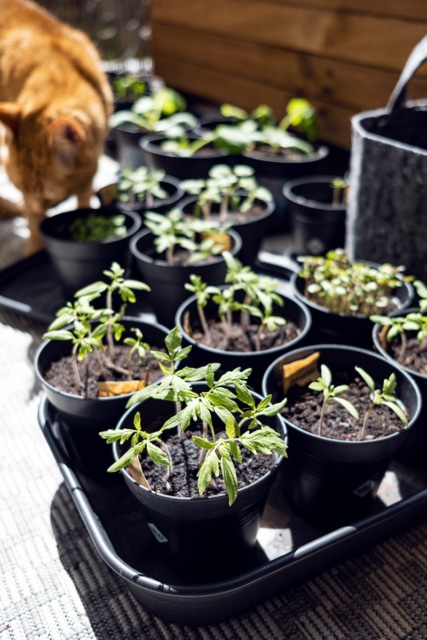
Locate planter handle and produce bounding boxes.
[387,35,427,112]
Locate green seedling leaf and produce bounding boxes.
[197,449,219,496]
[43,330,74,341]
[146,441,171,466]
[354,366,375,392]
[192,436,215,450]
[382,401,408,425]
[220,454,238,506]
[334,397,360,419]
[107,442,146,473]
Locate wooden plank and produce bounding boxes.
[244,0,427,22]
[153,54,354,149]
[152,24,427,111]
[151,0,427,73]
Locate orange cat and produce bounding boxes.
[0,0,113,254]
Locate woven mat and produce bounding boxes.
[2,177,427,640]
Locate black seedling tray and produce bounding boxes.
[0,250,65,323]
[38,395,427,626]
[0,250,160,324]
[14,248,427,624]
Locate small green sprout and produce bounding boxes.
[116,167,169,208]
[355,367,408,440]
[307,364,408,439]
[43,262,151,395]
[298,249,410,317]
[371,279,427,363]
[99,327,288,505]
[331,177,347,207]
[144,208,231,266]
[211,98,317,156]
[184,252,286,351]
[112,75,147,101]
[57,213,127,243]
[124,327,150,368]
[180,164,272,222]
[308,364,359,436]
[110,86,197,133]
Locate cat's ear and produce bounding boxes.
[0,103,22,134]
[51,117,87,166]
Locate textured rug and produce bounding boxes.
[2,169,427,640]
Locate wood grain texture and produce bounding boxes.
[151,0,427,71]
[151,0,427,148]
[152,24,427,111]
[241,0,427,22]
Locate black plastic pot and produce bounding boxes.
[290,269,414,348]
[112,124,147,169]
[283,175,347,256]
[179,194,275,267]
[241,142,330,232]
[40,207,142,299]
[191,112,239,137]
[175,288,312,393]
[262,344,421,528]
[129,227,243,327]
[112,386,287,580]
[372,307,427,467]
[140,133,233,179]
[97,175,184,215]
[34,318,170,480]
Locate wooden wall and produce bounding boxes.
[150,0,427,150]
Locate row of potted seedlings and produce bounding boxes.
[109,82,338,236]
[40,161,345,312]
[34,242,426,580]
[33,83,426,584]
[39,82,349,306]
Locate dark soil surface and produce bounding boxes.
[165,249,220,267]
[142,244,225,267]
[220,204,267,225]
[139,424,276,498]
[185,203,269,226]
[43,345,165,398]
[282,372,408,441]
[188,317,300,353]
[386,336,427,376]
[249,144,314,160]
[193,145,225,157]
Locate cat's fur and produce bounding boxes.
[0,0,113,254]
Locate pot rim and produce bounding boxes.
[242,142,329,166]
[261,342,422,446]
[40,207,141,246]
[290,271,414,319]
[178,193,276,223]
[140,132,230,160]
[113,386,287,504]
[372,306,427,382]
[97,174,183,208]
[34,316,170,404]
[175,288,312,358]
[129,227,243,268]
[283,175,347,212]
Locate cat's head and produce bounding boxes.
[0,102,108,215]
